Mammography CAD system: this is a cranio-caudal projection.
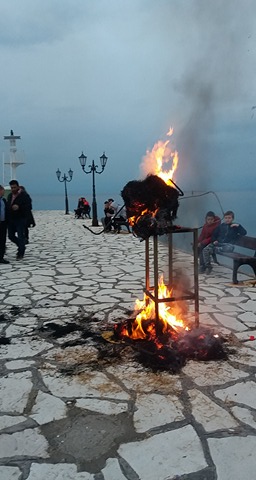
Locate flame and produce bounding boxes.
[140,127,179,186]
[128,207,157,228]
[120,276,187,340]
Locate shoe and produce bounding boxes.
[0,259,10,264]
[205,266,212,275]
[199,266,205,273]
[16,254,24,260]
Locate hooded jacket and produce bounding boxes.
[198,216,221,246]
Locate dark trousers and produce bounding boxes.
[104,216,113,231]
[24,224,29,242]
[8,218,26,256]
[0,221,7,259]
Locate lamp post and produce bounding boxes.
[79,151,108,226]
[56,168,73,215]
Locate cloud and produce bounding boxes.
[0,0,86,46]
[0,0,256,195]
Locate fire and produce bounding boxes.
[119,276,188,341]
[140,127,179,186]
[128,207,151,228]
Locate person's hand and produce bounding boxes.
[213,241,218,245]
[12,204,19,211]
[231,223,239,228]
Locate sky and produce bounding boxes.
[0,0,256,197]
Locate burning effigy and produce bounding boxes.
[121,174,181,240]
[121,127,183,240]
[113,128,228,371]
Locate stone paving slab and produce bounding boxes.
[0,211,256,480]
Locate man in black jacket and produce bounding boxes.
[0,185,9,264]
[19,186,36,244]
[7,180,30,260]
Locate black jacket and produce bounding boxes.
[212,222,247,244]
[0,197,7,222]
[6,191,31,221]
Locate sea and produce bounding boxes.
[32,193,124,219]
[31,189,256,254]
[31,190,255,231]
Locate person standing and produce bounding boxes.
[0,185,9,264]
[19,186,36,244]
[7,180,30,260]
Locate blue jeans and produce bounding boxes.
[8,218,26,256]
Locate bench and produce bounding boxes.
[216,236,256,284]
[112,217,131,234]
[74,208,91,219]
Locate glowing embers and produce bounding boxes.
[115,276,187,341]
[113,277,227,372]
[114,320,227,373]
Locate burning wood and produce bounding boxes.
[121,174,182,240]
[113,277,227,372]
[113,320,227,372]
[35,310,228,374]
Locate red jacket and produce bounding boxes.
[198,216,221,246]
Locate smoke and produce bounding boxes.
[172,0,255,190]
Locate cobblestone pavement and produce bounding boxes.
[1,211,256,480]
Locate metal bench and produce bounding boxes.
[216,235,256,284]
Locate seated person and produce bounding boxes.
[75,197,91,218]
[111,204,131,233]
[75,197,84,218]
[101,200,114,231]
[198,211,221,273]
[81,198,91,218]
[202,210,247,274]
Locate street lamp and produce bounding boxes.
[56,168,73,215]
[79,151,108,226]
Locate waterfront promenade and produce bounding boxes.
[1,211,256,480]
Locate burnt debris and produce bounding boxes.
[34,313,229,374]
[113,321,228,372]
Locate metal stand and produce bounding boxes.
[144,228,199,327]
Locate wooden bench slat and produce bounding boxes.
[215,235,256,284]
[217,252,255,260]
[235,236,256,250]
